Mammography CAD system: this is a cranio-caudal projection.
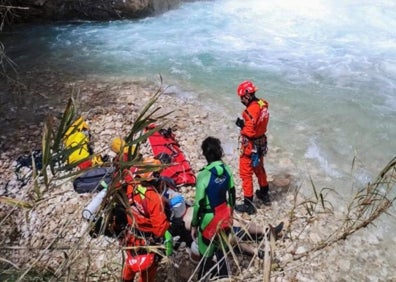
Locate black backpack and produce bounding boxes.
[14,150,43,186]
[73,167,114,193]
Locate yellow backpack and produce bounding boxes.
[65,131,90,165]
[64,117,106,168]
[63,117,91,165]
[65,116,89,137]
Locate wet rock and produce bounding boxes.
[273,177,291,187]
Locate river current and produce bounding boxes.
[2,0,396,275]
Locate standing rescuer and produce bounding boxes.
[235,80,271,215]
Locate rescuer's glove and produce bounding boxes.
[235,117,245,129]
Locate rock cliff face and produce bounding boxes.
[11,0,194,22]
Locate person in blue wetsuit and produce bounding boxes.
[190,136,236,280]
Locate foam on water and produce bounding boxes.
[305,137,342,178]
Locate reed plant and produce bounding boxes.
[0,2,28,83]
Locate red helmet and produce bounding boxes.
[237,80,258,97]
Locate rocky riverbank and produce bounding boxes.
[0,71,395,281]
[7,0,194,23]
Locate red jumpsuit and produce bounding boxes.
[239,98,269,198]
[122,184,170,282]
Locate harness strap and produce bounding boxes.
[243,99,267,128]
[242,134,266,141]
[131,185,151,218]
[244,109,254,122]
[200,207,214,214]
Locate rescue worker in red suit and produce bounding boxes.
[122,159,172,282]
[90,158,172,282]
[235,80,271,215]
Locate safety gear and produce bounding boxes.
[110,137,125,153]
[166,188,187,218]
[63,117,92,168]
[123,251,158,281]
[111,137,137,156]
[239,155,268,198]
[235,117,245,129]
[235,197,256,215]
[121,184,171,280]
[64,116,89,138]
[237,80,258,97]
[190,161,235,229]
[239,98,269,201]
[148,124,196,186]
[125,253,155,272]
[91,154,104,166]
[256,186,271,206]
[201,202,232,240]
[134,157,162,181]
[251,147,259,167]
[129,183,170,237]
[240,100,269,148]
[64,131,90,165]
[191,161,236,261]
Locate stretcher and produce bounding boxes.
[147,125,196,187]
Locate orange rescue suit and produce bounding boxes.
[239,98,269,198]
[122,184,169,282]
[128,185,169,237]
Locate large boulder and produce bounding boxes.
[11,0,190,23]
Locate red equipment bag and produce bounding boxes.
[146,124,196,186]
[126,253,155,272]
